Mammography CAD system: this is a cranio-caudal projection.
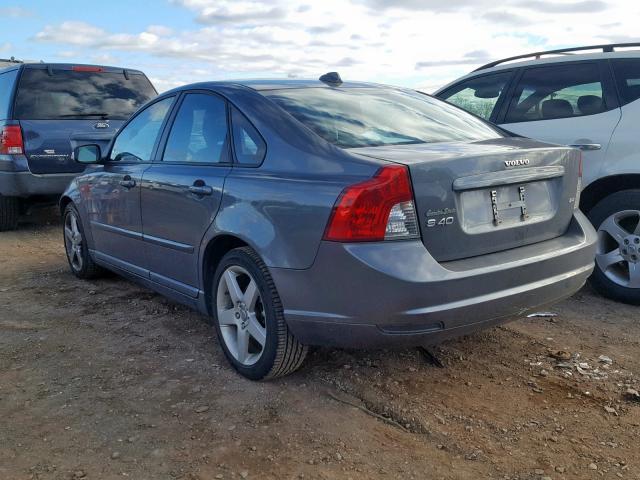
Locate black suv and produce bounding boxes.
[0,61,157,230]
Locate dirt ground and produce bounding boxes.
[1,210,639,480]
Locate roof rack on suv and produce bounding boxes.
[475,43,640,71]
[0,56,23,64]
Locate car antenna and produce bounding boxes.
[319,71,343,86]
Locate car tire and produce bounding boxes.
[211,247,307,380]
[587,189,640,305]
[0,196,20,231]
[63,203,103,279]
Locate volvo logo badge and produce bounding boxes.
[504,159,530,167]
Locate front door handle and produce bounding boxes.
[188,184,213,196]
[119,177,136,188]
[569,143,602,151]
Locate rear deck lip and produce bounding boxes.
[452,165,565,191]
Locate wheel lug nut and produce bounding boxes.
[636,238,640,244]
[624,239,630,245]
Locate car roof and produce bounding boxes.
[435,49,640,94]
[165,78,384,94]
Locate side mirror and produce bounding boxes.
[74,144,102,164]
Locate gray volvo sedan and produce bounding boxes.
[61,73,597,380]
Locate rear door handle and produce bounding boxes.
[119,177,136,188]
[188,184,213,196]
[569,143,601,151]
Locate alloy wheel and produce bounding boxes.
[595,210,640,289]
[216,265,267,366]
[64,211,84,271]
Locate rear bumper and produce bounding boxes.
[0,170,78,197]
[270,211,597,348]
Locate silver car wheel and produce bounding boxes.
[64,210,84,271]
[596,209,640,289]
[216,265,267,366]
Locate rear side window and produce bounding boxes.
[13,68,157,120]
[111,96,174,163]
[0,69,18,119]
[505,63,605,122]
[612,59,640,105]
[231,106,266,165]
[163,93,230,164]
[438,71,512,120]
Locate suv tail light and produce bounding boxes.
[324,165,419,242]
[0,125,24,155]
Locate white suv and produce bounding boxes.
[435,43,640,305]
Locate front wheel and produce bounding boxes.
[63,204,103,279]
[587,190,640,305]
[211,247,307,380]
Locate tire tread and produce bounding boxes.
[0,196,19,231]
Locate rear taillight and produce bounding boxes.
[575,151,583,210]
[0,125,24,155]
[324,165,419,242]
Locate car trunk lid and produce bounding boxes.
[13,64,157,174]
[350,137,580,262]
[19,119,124,174]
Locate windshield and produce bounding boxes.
[14,68,157,120]
[263,87,502,148]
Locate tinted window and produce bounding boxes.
[0,69,18,119]
[439,71,512,120]
[612,59,640,105]
[231,106,266,165]
[263,88,500,148]
[14,68,157,120]
[505,63,605,122]
[111,97,174,163]
[163,93,229,164]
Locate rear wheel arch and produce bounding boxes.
[580,174,640,214]
[202,234,250,315]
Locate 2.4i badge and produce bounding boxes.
[94,121,109,129]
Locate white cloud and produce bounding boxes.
[0,6,34,18]
[32,0,640,92]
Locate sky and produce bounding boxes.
[1,0,639,93]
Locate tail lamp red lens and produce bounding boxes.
[323,165,419,242]
[0,125,24,155]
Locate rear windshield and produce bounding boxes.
[262,87,502,148]
[13,68,157,120]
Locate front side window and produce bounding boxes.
[163,93,229,164]
[14,68,157,120]
[110,96,174,163]
[263,87,501,149]
[505,63,606,122]
[612,59,640,105]
[438,71,512,120]
[231,106,266,165]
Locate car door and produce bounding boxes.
[140,91,232,296]
[498,62,621,188]
[87,96,175,275]
[436,70,515,122]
